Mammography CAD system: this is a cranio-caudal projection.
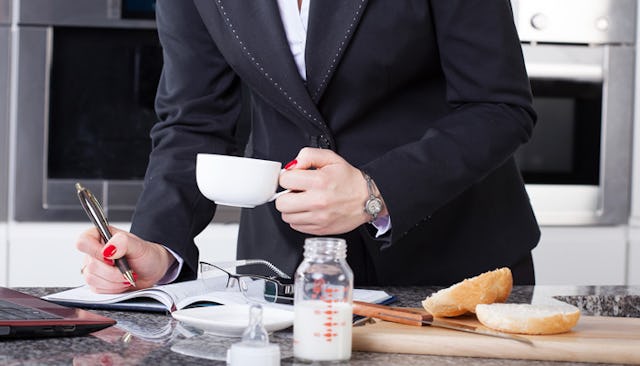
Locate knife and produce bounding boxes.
[353,301,534,346]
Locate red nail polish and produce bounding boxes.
[102,244,117,257]
[103,258,115,266]
[133,272,139,281]
[284,159,297,170]
[100,355,113,366]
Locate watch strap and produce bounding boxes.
[361,171,383,222]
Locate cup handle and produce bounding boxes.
[267,168,291,202]
[268,189,291,202]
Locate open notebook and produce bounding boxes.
[43,276,395,313]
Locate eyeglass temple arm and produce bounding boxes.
[212,259,291,279]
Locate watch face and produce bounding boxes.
[366,198,383,215]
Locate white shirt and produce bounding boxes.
[276,0,310,80]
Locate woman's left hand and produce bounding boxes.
[276,147,386,235]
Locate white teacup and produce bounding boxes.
[196,153,289,208]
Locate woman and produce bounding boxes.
[76,0,539,293]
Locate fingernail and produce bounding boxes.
[100,355,113,366]
[103,258,115,266]
[133,272,139,281]
[284,159,297,170]
[102,244,117,257]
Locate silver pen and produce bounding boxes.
[75,183,136,287]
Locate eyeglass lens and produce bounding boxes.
[241,277,286,304]
[200,262,293,304]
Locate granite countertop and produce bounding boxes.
[2,286,638,366]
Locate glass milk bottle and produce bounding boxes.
[293,237,354,362]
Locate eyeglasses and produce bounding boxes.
[199,260,294,305]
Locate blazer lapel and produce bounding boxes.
[208,0,326,130]
[305,0,369,103]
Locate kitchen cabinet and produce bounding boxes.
[7,223,92,287]
[629,227,640,285]
[532,226,628,285]
[190,222,239,266]
[2,222,632,287]
[3,222,238,287]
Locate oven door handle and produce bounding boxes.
[525,62,603,82]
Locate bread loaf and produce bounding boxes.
[421,267,512,317]
[476,303,581,335]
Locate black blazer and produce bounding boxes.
[131,0,540,286]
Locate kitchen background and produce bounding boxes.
[1,0,640,287]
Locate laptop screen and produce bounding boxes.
[0,287,115,339]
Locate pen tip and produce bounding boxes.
[123,271,137,287]
[75,182,83,192]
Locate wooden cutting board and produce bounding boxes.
[352,314,640,364]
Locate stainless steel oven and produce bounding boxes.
[0,0,11,222]
[9,0,243,222]
[511,0,636,225]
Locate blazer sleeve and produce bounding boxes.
[361,0,536,243]
[130,0,241,280]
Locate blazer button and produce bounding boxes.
[319,135,331,149]
[310,134,331,149]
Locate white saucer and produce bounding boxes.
[171,304,294,337]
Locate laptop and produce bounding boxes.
[0,287,116,339]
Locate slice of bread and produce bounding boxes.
[421,267,513,317]
[476,303,581,335]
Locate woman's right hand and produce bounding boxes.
[76,226,175,293]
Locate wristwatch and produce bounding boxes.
[361,171,383,222]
